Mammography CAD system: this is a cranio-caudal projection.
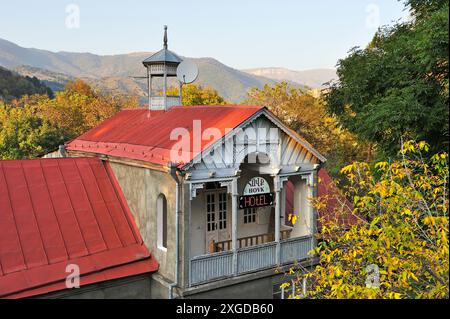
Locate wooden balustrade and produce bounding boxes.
[210,229,292,253]
[191,235,313,286]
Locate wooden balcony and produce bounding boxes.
[210,229,292,253]
[189,235,314,286]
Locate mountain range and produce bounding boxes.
[0,38,336,102]
[243,67,337,89]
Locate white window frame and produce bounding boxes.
[243,207,257,224]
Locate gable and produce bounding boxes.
[183,109,326,180]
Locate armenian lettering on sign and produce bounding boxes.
[239,177,274,209]
[243,177,270,195]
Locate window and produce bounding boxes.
[218,192,227,230]
[244,207,257,224]
[157,194,167,250]
[206,193,216,232]
[206,191,228,232]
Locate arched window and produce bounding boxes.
[157,194,167,251]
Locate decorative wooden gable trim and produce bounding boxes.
[182,108,326,179]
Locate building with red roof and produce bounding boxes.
[62,99,328,299]
[0,28,340,299]
[0,157,158,298]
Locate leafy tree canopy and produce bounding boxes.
[325,0,449,156]
[167,84,227,106]
[284,141,449,299]
[0,102,65,159]
[0,80,139,159]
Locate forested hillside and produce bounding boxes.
[0,66,53,101]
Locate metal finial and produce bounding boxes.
[163,25,168,49]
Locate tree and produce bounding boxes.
[37,79,139,137]
[325,0,449,156]
[246,82,372,177]
[0,80,139,159]
[0,66,53,102]
[283,141,449,299]
[167,84,227,105]
[0,102,66,159]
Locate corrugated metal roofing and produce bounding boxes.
[0,157,158,298]
[66,105,263,167]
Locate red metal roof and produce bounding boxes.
[0,157,158,298]
[66,105,263,166]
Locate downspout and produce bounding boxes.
[168,163,180,299]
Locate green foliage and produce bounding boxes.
[405,0,449,18]
[0,66,53,102]
[325,0,449,156]
[286,141,449,299]
[0,80,139,159]
[0,102,66,159]
[167,84,227,105]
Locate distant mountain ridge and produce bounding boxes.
[0,38,336,102]
[242,67,337,88]
[13,65,75,92]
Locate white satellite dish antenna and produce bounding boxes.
[176,60,199,84]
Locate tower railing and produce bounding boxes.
[150,96,181,110]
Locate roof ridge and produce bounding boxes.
[0,157,98,163]
[171,104,263,109]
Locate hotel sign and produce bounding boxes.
[239,177,274,209]
[243,177,270,195]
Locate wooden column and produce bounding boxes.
[231,178,239,275]
[147,67,151,109]
[274,175,288,265]
[163,62,167,110]
[274,175,281,264]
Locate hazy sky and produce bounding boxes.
[0,0,409,70]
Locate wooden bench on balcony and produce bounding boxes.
[209,229,292,253]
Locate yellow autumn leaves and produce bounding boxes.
[283,141,449,299]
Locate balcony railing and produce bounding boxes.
[211,229,292,253]
[189,235,314,286]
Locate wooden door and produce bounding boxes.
[205,190,230,252]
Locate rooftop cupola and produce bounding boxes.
[143,25,183,111]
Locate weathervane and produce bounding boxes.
[163,25,168,49]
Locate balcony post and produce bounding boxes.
[274,176,281,264]
[231,178,239,275]
[163,63,167,110]
[273,175,288,265]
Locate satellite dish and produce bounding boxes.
[176,60,199,84]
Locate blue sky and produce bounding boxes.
[0,0,409,70]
